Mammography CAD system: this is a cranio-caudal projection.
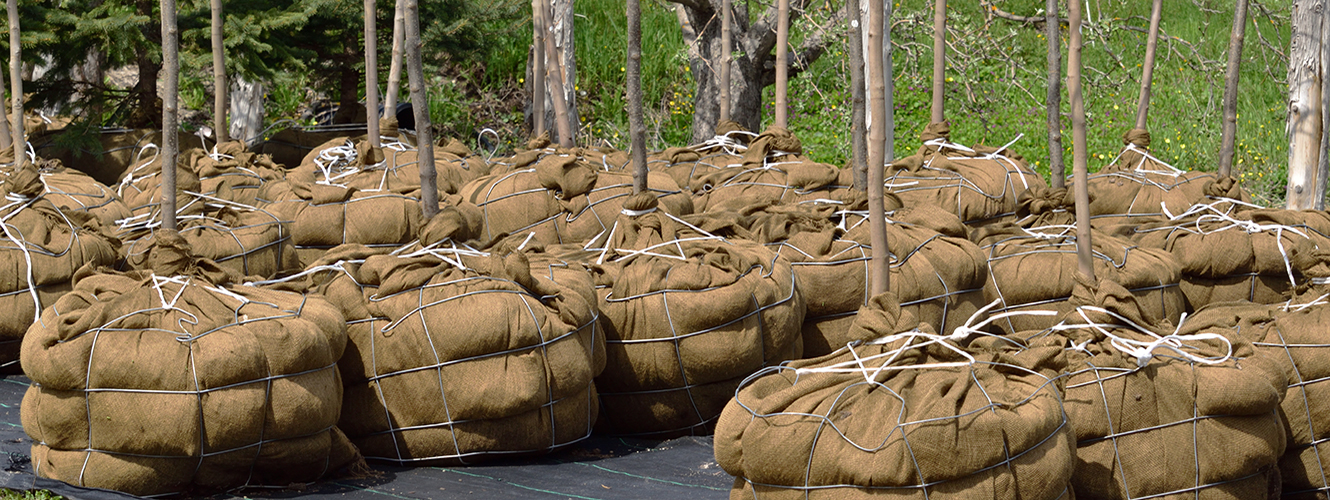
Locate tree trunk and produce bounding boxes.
[228,77,263,143]
[1217,0,1248,178]
[530,0,545,137]
[1046,0,1064,188]
[525,0,576,144]
[867,0,889,295]
[211,0,227,143]
[333,45,362,125]
[365,0,380,147]
[719,0,732,123]
[8,0,21,166]
[930,0,945,123]
[539,0,573,147]
[159,0,179,230]
[129,0,161,129]
[1134,0,1162,130]
[384,0,404,121]
[774,0,788,129]
[1068,0,1093,281]
[1287,0,1327,210]
[404,0,437,219]
[628,0,647,193]
[848,0,866,190]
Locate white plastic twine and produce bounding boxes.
[206,144,235,162]
[0,192,43,318]
[150,274,265,341]
[313,140,361,187]
[477,128,500,160]
[244,260,362,287]
[687,129,756,156]
[116,142,161,197]
[1161,201,1308,289]
[1110,142,1186,177]
[391,238,489,271]
[1051,306,1233,369]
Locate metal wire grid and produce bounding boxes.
[885,145,1043,226]
[117,194,295,279]
[1083,170,1219,224]
[35,172,128,223]
[726,338,1073,499]
[27,279,345,496]
[1251,314,1330,497]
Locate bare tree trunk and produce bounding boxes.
[719,0,732,123]
[211,0,227,143]
[628,0,647,193]
[530,0,545,138]
[867,0,889,296]
[405,0,436,219]
[527,0,577,143]
[8,0,21,168]
[930,0,945,123]
[1133,0,1162,130]
[385,0,404,120]
[849,0,867,190]
[229,77,263,143]
[1217,0,1248,178]
[774,0,788,129]
[1068,0,1093,281]
[0,27,10,152]
[1319,4,1330,207]
[1287,0,1326,210]
[882,2,893,163]
[159,0,178,230]
[364,0,380,148]
[1046,0,1064,189]
[539,0,574,148]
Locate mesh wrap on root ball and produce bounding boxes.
[19,234,362,496]
[116,194,300,280]
[1,159,133,231]
[714,292,1076,500]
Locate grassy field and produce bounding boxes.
[445,0,1294,204]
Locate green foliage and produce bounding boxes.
[178,0,331,81]
[0,489,63,500]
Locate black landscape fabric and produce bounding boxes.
[0,376,731,500]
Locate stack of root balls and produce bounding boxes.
[6,121,1323,499]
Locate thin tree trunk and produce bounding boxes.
[774,0,788,129]
[159,0,178,230]
[883,1,893,164]
[848,0,867,190]
[228,77,263,142]
[539,0,573,147]
[1046,0,1064,189]
[627,0,646,193]
[405,0,436,219]
[8,0,20,167]
[1287,0,1325,210]
[867,0,889,296]
[0,15,10,153]
[384,0,404,120]
[210,0,227,143]
[1133,0,1162,130]
[1318,4,1330,208]
[1217,0,1247,178]
[1068,0,1093,281]
[530,0,545,138]
[930,0,946,123]
[365,0,380,148]
[719,0,731,123]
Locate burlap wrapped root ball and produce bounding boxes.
[974,223,1185,335]
[1082,129,1250,227]
[885,121,1046,226]
[0,157,133,231]
[117,201,300,280]
[20,232,362,496]
[460,151,692,246]
[687,127,854,213]
[593,121,754,189]
[715,292,1076,500]
[591,193,804,437]
[300,209,604,464]
[1019,278,1286,500]
[296,134,490,195]
[0,165,119,365]
[1127,207,1330,309]
[32,128,213,185]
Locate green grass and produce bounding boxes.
[0,490,62,500]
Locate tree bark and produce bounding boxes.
[867,0,889,296]
[530,0,545,137]
[1046,0,1064,188]
[211,0,228,143]
[539,0,574,147]
[333,43,361,125]
[129,0,161,129]
[8,0,20,166]
[159,0,179,230]
[1287,0,1326,210]
[1069,0,1093,281]
[719,0,732,123]
[774,0,788,129]
[628,0,647,193]
[405,0,437,219]
[930,0,946,123]
[228,77,263,143]
[365,0,380,148]
[848,0,867,190]
[385,0,404,120]
[1133,0,1162,130]
[526,0,577,144]
[1217,0,1248,178]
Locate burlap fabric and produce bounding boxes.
[20,232,362,495]
[250,123,371,168]
[1125,205,1330,309]
[294,134,490,195]
[115,147,209,221]
[264,209,604,464]
[1013,184,1078,228]
[117,203,299,280]
[0,165,119,366]
[116,142,286,228]
[0,156,134,230]
[1083,129,1251,227]
[590,193,804,437]
[1015,278,1285,500]
[974,223,1185,335]
[885,121,1045,226]
[459,152,692,246]
[692,199,987,357]
[715,292,1075,499]
[687,128,855,213]
[32,128,213,185]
